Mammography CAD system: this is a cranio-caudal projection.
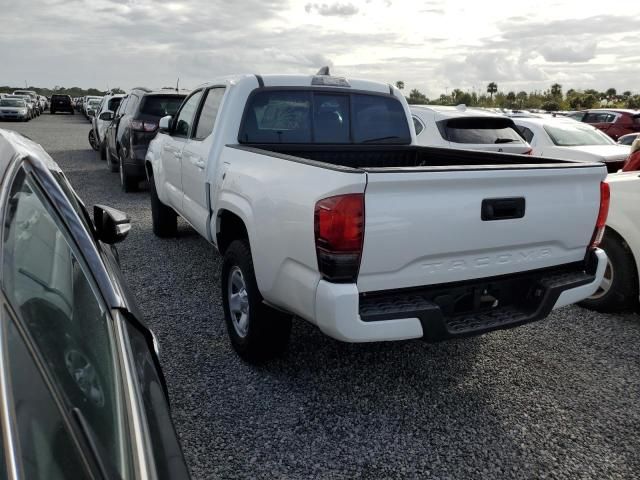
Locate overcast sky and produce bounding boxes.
[2,0,640,97]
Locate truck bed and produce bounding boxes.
[232,144,600,171]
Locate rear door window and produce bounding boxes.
[194,88,225,140]
[139,95,185,118]
[239,90,410,144]
[173,90,204,138]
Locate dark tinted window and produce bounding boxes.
[140,95,185,117]
[352,94,410,143]
[584,112,615,123]
[240,90,410,144]
[516,125,535,143]
[194,88,225,140]
[313,94,350,143]
[441,118,524,144]
[5,313,91,480]
[107,97,122,112]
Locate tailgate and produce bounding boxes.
[358,166,606,292]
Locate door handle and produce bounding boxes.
[192,158,205,169]
[481,197,525,221]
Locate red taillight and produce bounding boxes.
[130,119,158,132]
[314,194,364,282]
[589,181,610,249]
[524,148,533,155]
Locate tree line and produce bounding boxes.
[397,81,640,111]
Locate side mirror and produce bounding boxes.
[99,111,113,121]
[93,205,131,244]
[159,115,172,132]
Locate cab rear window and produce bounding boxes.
[239,90,411,144]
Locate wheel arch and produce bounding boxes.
[604,226,640,285]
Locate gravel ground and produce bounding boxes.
[3,113,640,479]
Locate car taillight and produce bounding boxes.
[314,193,364,283]
[130,120,158,132]
[589,181,610,249]
[524,148,533,155]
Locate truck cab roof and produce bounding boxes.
[196,73,394,95]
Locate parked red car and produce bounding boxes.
[569,109,640,141]
[622,137,640,172]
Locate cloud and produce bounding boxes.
[305,2,359,16]
[537,42,597,63]
[1,1,640,98]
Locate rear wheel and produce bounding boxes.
[149,171,177,237]
[579,233,638,312]
[221,240,292,363]
[88,130,99,151]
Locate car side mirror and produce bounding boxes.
[99,111,113,121]
[93,205,131,244]
[159,115,172,133]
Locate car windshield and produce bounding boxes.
[543,123,616,146]
[0,99,25,107]
[89,100,101,107]
[239,90,411,144]
[139,95,185,117]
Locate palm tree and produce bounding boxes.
[550,83,562,98]
[487,82,498,100]
[395,81,405,90]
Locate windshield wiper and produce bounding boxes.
[494,138,518,144]
[362,136,403,144]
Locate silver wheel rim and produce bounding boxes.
[227,266,250,338]
[590,257,614,299]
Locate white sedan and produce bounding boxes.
[513,117,630,173]
[580,171,640,312]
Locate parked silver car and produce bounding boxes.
[0,98,31,121]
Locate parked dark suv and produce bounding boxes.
[570,109,640,140]
[104,88,186,192]
[50,94,74,115]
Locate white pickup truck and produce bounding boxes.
[145,71,609,362]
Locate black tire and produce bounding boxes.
[105,147,119,173]
[99,140,107,161]
[71,110,75,115]
[579,233,639,313]
[51,110,55,115]
[119,155,138,193]
[221,240,292,363]
[149,173,177,237]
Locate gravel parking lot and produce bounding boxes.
[3,113,640,479]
